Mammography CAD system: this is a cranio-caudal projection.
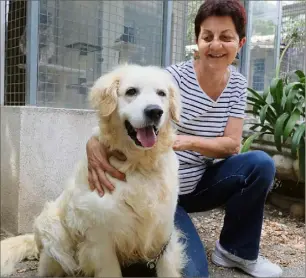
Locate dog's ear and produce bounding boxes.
[89,74,119,117]
[168,83,181,123]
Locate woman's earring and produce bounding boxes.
[193,50,200,60]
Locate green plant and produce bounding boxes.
[241,35,305,180]
[241,70,305,179]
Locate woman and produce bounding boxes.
[86,0,283,277]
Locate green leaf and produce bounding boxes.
[262,87,270,100]
[295,98,305,114]
[281,94,287,111]
[247,101,262,116]
[249,123,273,133]
[246,103,260,116]
[265,93,273,104]
[247,96,265,106]
[247,87,265,102]
[285,88,301,112]
[295,70,305,80]
[259,104,269,124]
[270,78,283,112]
[260,126,273,133]
[283,109,301,142]
[284,83,295,96]
[241,132,266,153]
[247,95,277,124]
[274,112,290,152]
[270,78,282,100]
[291,123,305,157]
[250,124,262,131]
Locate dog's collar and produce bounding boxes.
[146,234,172,270]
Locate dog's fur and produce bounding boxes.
[0,64,187,277]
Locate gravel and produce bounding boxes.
[1,204,304,277]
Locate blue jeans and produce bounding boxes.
[177,150,275,277]
[121,150,275,277]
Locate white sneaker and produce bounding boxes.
[211,241,283,277]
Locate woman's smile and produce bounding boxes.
[208,53,227,58]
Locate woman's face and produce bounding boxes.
[196,16,246,70]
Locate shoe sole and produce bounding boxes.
[211,251,238,268]
[211,251,282,278]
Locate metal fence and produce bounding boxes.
[3,0,305,109]
[4,0,27,106]
[3,0,186,109]
[280,1,306,77]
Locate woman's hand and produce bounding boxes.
[173,117,243,158]
[173,135,192,151]
[86,136,126,197]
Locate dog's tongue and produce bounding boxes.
[136,127,157,148]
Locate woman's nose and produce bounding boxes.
[209,38,222,49]
[209,39,222,49]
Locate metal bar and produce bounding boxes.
[274,1,282,72]
[98,1,103,77]
[25,0,39,106]
[161,0,173,67]
[0,1,6,105]
[182,0,189,62]
[240,0,252,80]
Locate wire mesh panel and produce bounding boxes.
[34,0,104,109]
[36,0,166,109]
[170,1,188,65]
[4,0,27,106]
[246,1,280,92]
[3,0,168,109]
[280,1,306,77]
[28,0,166,109]
[184,0,203,62]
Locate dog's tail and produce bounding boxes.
[0,233,39,276]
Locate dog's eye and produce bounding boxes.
[126,88,138,96]
[157,90,166,97]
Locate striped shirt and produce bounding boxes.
[166,59,247,195]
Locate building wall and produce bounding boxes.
[1,106,98,233]
[1,107,21,234]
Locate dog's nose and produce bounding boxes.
[144,105,163,122]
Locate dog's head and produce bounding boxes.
[89,64,181,150]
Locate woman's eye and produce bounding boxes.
[221,36,232,41]
[126,88,138,96]
[202,36,212,42]
[157,90,166,97]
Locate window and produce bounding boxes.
[243,1,279,91]
[252,58,265,91]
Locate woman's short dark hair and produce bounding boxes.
[194,0,247,41]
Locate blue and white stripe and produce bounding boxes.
[166,59,247,195]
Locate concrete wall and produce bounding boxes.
[1,106,98,234]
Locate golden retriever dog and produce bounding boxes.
[0,64,186,277]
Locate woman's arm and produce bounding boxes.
[86,126,126,196]
[174,75,248,158]
[173,117,243,158]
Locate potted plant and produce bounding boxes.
[241,33,305,191]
